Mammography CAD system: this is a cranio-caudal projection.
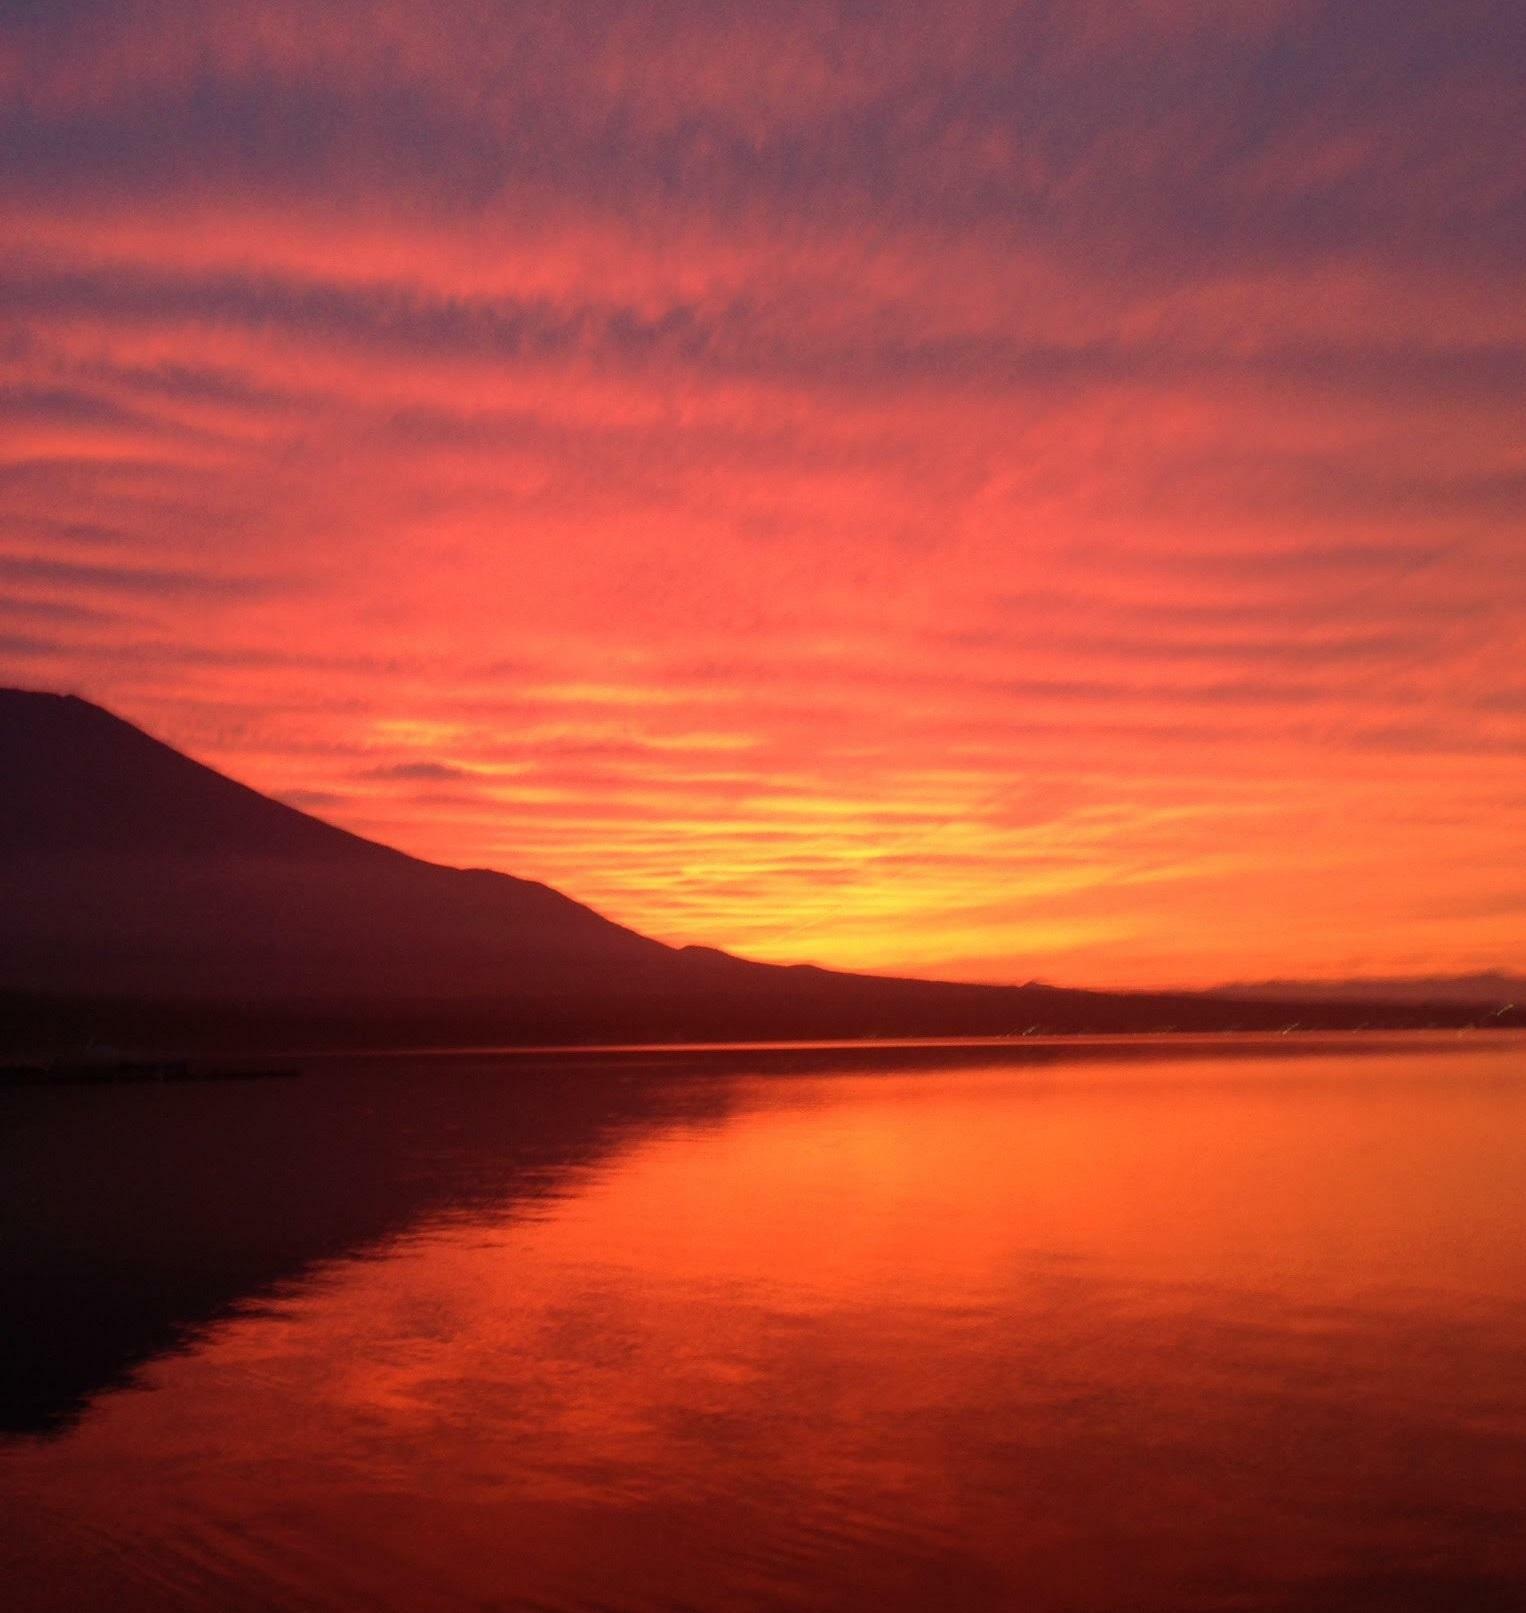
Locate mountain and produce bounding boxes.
[0,687,676,1001]
[1,688,1516,1049]
[1208,973,1525,1007]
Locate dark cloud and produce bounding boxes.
[359,760,472,782]
[1,1,1520,278]
[276,788,347,812]
[0,554,278,598]
[0,593,128,626]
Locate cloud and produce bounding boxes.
[275,788,347,813]
[0,554,280,598]
[1,0,1522,986]
[358,760,473,782]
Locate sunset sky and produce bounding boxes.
[2,0,1522,990]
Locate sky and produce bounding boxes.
[1,0,1523,990]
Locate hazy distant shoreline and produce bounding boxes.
[3,989,1520,1061]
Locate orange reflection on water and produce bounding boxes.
[4,1044,1526,1612]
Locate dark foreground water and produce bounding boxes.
[2,1034,1525,1612]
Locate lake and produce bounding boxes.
[3,1034,1525,1611]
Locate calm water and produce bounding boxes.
[3,1035,1525,1612]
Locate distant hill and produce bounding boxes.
[1,688,1517,1049]
[1208,973,1524,1007]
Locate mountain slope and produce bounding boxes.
[1208,973,1524,1006]
[0,688,675,1000]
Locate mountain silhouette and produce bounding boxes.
[1208,973,1524,1006]
[1,687,1515,1048]
[0,687,681,1002]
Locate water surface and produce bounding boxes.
[3,1035,1525,1611]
